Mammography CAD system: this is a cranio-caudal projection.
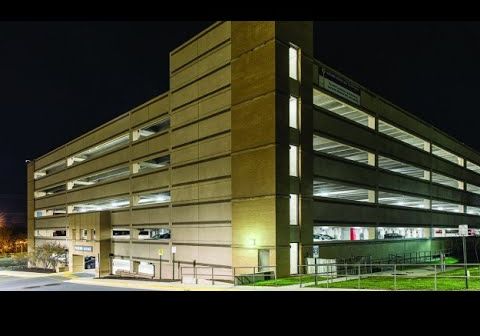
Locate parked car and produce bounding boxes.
[152,232,171,240]
[313,233,335,241]
[384,232,404,239]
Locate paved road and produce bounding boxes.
[0,273,144,291]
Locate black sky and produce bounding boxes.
[2,21,480,231]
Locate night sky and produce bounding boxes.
[2,21,480,231]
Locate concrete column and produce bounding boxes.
[368,152,375,166]
[424,199,431,209]
[368,115,375,130]
[424,171,431,181]
[368,190,376,203]
[424,142,431,153]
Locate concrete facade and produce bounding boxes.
[28,21,480,280]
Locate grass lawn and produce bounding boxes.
[308,266,480,290]
[246,275,327,286]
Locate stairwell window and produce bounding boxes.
[289,145,299,177]
[289,46,299,80]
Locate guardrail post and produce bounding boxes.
[434,264,437,291]
[233,267,235,286]
[212,267,214,286]
[358,264,361,289]
[394,264,397,290]
[315,262,318,286]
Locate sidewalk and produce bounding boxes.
[66,276,379,291]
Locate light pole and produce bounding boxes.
[463,235,468,289]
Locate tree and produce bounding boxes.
[29,242,67,270]
[0,226,12,256]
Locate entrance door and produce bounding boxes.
[290,243,299,274]
[258,249,270,272]
[72,255,84,273]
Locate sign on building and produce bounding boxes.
[74,245,93,252]
[319,67,361,105]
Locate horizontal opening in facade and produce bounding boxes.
[135,191,171,206]
[313,226,374,241]
[466,206,480,216]
[34,160,67,179]
[67,133,129,167]
[431,199,463,213]
[35,229,67,238]
[433,227,480,237]
[133,154,170,174]
[378,155,429,180]
[377,227,429,240]
[466,160,480,174]
[313,134,374,166]
[34,183,67,198]
[313,179,374,203]
[138,228,171,240]
[69,196,130,213]
[431,171,463,189]
[432,144,463,166]
[378,191,429,209]
[313,88,374,129]
[133,117,170,142]
[112,229,130,239]
[69,165,130,189]
[466,183,480,195]
[378,120,429,151]
[34,207,66,218]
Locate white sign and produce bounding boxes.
[171,246,177,254]
[319,68,361,106]
[459,225,469,236]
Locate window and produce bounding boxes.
[378,156,429,180]
[34,160,67,179]
[314,135,374,166]
[135,191,171,206]
[431,199,463,213]
[289,46,298,80]
[69,196,130,213]
[112,229,130,239]
[466,161,480,174]
[378,120,429,151]
[133,154,170,174]
[133,118,170,141]
[69,165,130,190]
[68,133,129,167]
[81,229,88,240]
[466,183,480,195]
[313,226,374,242]
[289,145,298,177]
[378,191,428,209]
[432,172,463,189]
[432,144,463,166]
[377,227,429,240]
[289,96,298,129]
[290,242,298,275]
[138,228,171,240]
[289,194,298,225]
[313,179,374,203]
